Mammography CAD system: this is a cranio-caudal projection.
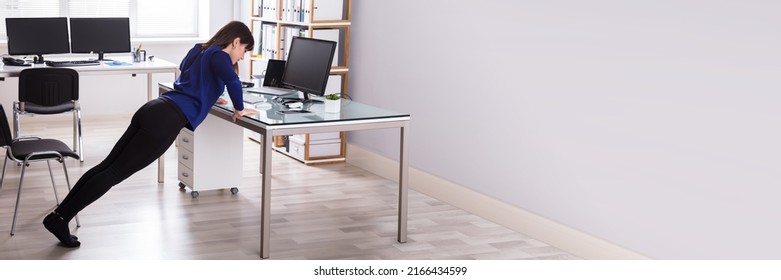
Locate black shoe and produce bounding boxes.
[42,213,81,248]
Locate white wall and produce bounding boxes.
[349,0,781,259]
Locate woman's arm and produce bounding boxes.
[210,52,257,122]
[210,51,245,111]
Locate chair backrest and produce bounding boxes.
[0,105,14,147]
[19,68,79,106]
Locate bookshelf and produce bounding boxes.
[249,0,351,164]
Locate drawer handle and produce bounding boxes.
[182,138,190,143]
[181,172,189,178]
[181,155,189,160]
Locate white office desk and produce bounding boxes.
[158,83,411,259]
[0,58,178,101]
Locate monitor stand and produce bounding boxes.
[301,93,323,104]
[96,51,112,61]
[33,54,45,64]
[280,92,323,104]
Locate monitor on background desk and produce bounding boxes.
[5,17,70,64]
[279,36,337,104]
[69,17,132,61]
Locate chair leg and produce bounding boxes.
[12,102,20,139]
[0,155,7,192]
[47,160,60,204]
[60,160,80,228]
[75,109,84,162]
[10,162,27,236]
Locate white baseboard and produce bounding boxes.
[346,144,650,260]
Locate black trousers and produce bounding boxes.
[56,98,187,221]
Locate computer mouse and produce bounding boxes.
[286,102,303,108]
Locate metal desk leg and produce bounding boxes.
[147,73,154,101]
[158,154,165,183]
[155,77,165,183]
[398,123,409,243]
[260,131,273,258]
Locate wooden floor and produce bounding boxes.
[0,114,578,260]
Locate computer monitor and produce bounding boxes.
[69,17,131,61]
[5,17,70,64]
[280,36,337,103]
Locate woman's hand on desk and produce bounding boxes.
[232,107,258,122]
[216,97,228,105]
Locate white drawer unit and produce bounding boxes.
[288,135,307,161]
[177,114,244,198]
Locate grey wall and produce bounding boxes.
[349,0,781,259]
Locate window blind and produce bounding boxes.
[136,0,198,38]
[68,0,131,17]
[1,0,200,39]
[0,0,60,39]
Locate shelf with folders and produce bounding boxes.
[249,0,351,62]
[250,23,349,69]
[249,0,351,96]
[252,0,351,24]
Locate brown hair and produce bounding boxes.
[201,21,254,51]
[201,21,254,74]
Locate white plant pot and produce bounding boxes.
[324,99,341,113]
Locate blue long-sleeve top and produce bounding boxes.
[162,44,244,130]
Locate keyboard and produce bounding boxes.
[242,93,266,104]
[45,60,101,67]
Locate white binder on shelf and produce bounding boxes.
[301,0,313,23]
[291,0,299,21]
[261,24,269,58]
[262,24,278,59]
[271,25,278,59]
[282,0,295,21]
[313,0,344,21]
[263,0,278,20]
[292,0,298,21]
[252,21,262,57]
[253,0,264,17]
[293,0,302,22]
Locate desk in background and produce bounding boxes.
[158,83,411,259]
[0,58,178,102]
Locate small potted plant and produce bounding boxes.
[324,93,341,113]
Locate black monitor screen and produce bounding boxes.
[281,37,337,98]
[69,17,131,58]
[6,17,70,57]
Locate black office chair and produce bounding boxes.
[13,68,84,162]
[0,104,81,235]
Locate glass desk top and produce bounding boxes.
[159,83,410,127]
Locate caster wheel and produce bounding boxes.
[191,191,199,198]
[178,182,186,189]
[230,187,239,195]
